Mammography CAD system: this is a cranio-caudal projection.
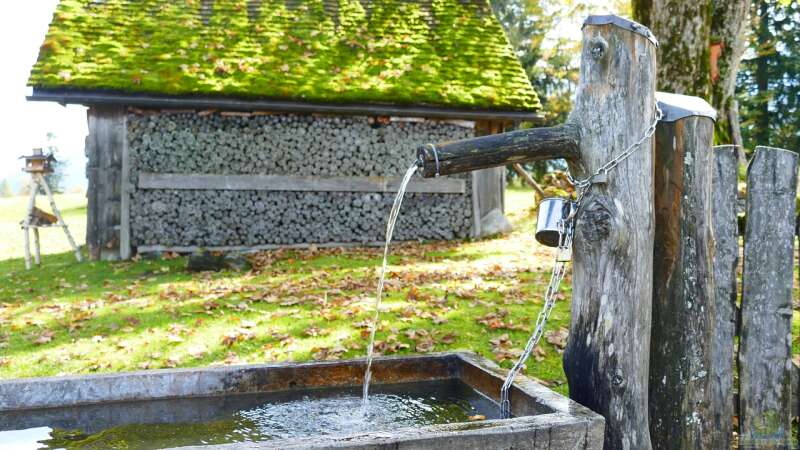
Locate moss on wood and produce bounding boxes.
[28,0,540,111]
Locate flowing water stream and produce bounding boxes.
[361,163,420,408]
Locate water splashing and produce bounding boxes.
[362,163,420,409]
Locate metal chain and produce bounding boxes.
[499,100,661,419]
[499,217,572,418]
[567,100,663,191]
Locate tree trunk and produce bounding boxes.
[648,112,716,450]
[711,0,750,147]
[633,0,749,147]
[563,16,658,450]
[632,0,712,98]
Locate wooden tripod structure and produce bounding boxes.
[20,149,82,269]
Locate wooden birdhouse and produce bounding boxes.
[20,148,56,174]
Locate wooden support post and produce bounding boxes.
[739,146,797,450]
[563,16,658,450]
[85,107,126,261]
[23,226,31,270]
[33,228,41,265]
[22,177,38,270]
[511,163,546,199]
[38,174,82,263]
[647,95,716,449]
[709,145,739,450]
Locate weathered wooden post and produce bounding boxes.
[646,93,716,449]
[417,15,658,449]
[563,17,657,450]
[710,145,740,450]
[739,146,797,450]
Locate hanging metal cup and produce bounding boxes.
[535,198,573,247]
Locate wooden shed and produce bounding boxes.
[28,0,541,260]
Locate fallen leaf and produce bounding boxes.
[33,330,55,345]
[468,415,486,421]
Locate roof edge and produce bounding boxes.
[28,88,544,122]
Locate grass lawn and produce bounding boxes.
[0,188,797,402]
[0,188,574,393]
[0,193,87,259]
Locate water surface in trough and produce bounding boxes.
[0,379,499,450]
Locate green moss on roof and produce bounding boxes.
[29,0,540,111]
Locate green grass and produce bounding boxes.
[0,188,570,393]
[0,187,797,403]
[0,193,87,259]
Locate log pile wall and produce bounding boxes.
[127,113,476,247]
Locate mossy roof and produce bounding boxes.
[29,0,540,112]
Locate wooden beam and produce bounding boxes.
[709,145,740,450]
[137,173,466,194]
[562,17,658,450]
[138,241,390,253]
[739,146,798,450]
[511,163,546,198]
[28,88,545,122]
[416,123,580,178]
[648,110,716,449]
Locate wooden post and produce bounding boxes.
[85,107,126,261]
[739,146,797,450]
[38,174,82,263]
[563,16,658,450]
[22,179,37,270]
[416,17,658,446]
[119,113,131,260]
[33,228,41,265]
[511,163,546,199]
[647,94,716,449]
[709,145,739,450]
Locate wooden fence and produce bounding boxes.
[639,89,799,449]
[652,138,798,449]
[717,145,799,449]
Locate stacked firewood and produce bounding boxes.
[127,113,474,247]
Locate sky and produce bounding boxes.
[0,1,87,193]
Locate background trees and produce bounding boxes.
[494,0,797,178]
[737,0,799,152]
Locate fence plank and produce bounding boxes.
[710,145,739,450]
[648,112,715,449]
[739,146,798,450]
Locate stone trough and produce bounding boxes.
[0,352,603,449]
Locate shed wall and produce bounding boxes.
[125,113,485,248]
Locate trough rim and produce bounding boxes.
[0,351,605,449]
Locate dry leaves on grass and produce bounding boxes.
[303,326,330,338]
[477,309,526,331]
[544,327,569,353]
[221,328,256,347]
[489,333,528,363]
[188,344,208,359]
[32,330,55,345]
[311,345,347,361]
